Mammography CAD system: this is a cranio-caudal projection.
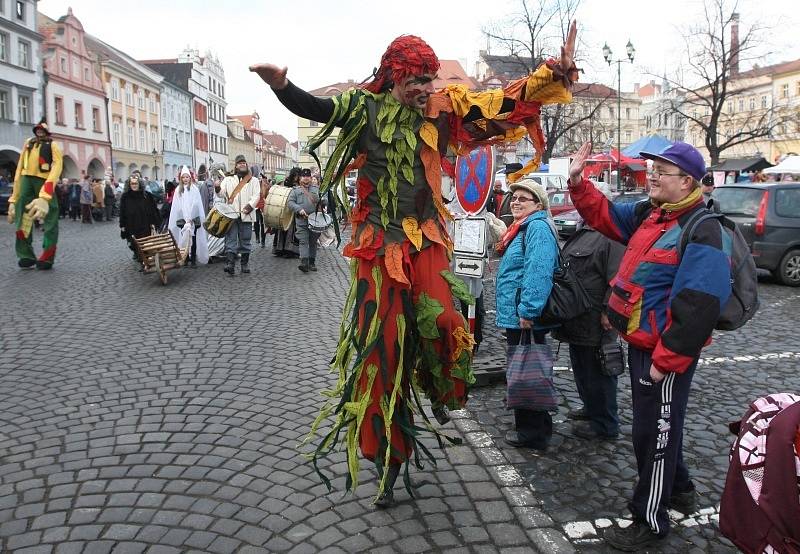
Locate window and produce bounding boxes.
[137,91,145,110]
[150,129,157,150]
[761,95,768,108]
[16,1,24,21]
[625,130,632,142]
[608,107,615,119]
[72,59,79,77]
[112,120,121,146]
[74,102,83,128]
[54,96,64,124]
[308,119,318,127]
[0,33,7,62]
[110,79,120,101]
[149,97,156,113]
[139,125,146,151]
[625,107,631,119]
[125,84,133,105]
[84,66,90,82]
[749,97,755,110]
[775,189,800,218]
[18,39,30,68]
[0,89,7,119]
[92,107,100,132]
[59,56,67,73]
[781,83,789,99]
[18,94,30,123]
[127,122,134,148]
[727,101,733,113]
[738,98,744,111]
[327,138,337,155]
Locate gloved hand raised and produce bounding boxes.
[25,198,49,221]
[6,202,14,224]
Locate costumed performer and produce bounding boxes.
[250,21,579,507]
[168,166,209,267]
[8,119,63,269]
[119,171,161,260]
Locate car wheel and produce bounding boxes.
[778,249,800,287]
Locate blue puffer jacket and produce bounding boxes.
[495,211,559,329]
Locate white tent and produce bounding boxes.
[764,155,800,174]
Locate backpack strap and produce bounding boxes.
[678,208,725,261]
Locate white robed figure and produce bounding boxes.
[168,166,209,265]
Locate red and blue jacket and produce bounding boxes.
[570,179,732,374]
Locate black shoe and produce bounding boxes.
[240,254,250,274]
[223,253,235,275]
[432,405,451,425]
[503,430,547,451]
[669,485,697,515]
[567,407,589,420]
[603,520,665,551]
[18,258,36,268]
[572,421,619,441]
[190,260,197,268]
[35,260,53,270]
[374,463,400,509]
[309,258,317,271]
[374,489,394,509]
[298,258,310,273]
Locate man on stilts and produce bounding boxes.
[250,22,579,506]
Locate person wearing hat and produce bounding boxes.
[567,141,732,550]
[494,178,559,451]
[7,119,64,269]
[119,171,161,260]
[249,23,579,506]
[168,166,209,267]
[215,155,261,274]
[287,168,325,272]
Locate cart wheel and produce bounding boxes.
[154,252,167,285]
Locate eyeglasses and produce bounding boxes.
[647,170,687,180]
[510,195,536,203]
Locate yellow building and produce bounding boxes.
[768,60,800,161]
[297,81,353,168]
[84,34,163,180]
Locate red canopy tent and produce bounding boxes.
[583,149,648,188]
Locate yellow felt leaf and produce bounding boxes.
[419,122,438,151]
[384,243,410,286]
[402,217,423,251]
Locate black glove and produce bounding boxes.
[120,229,128,240]
[193,216,201,227]
[176,219,185,228]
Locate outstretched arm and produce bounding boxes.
[250,62,335,124]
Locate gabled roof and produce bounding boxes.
[734,58,800,79]
[142,61,192,92]
[84,34,163,87]
[572,82,617,99]
[263,133,290,151]
[308,81,359,97]
[481,53,539,80]
[229,114,258,130]
[637,81,661,97]
[433,60,478,89]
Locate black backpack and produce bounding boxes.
[678,208,759,331]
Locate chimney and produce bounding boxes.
[634,83,640,93]
[730,13,740,76]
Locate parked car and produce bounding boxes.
[548,189,574,216]
[712,183,800,286]
[553,191,650,238]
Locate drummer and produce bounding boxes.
[287,168,325,272]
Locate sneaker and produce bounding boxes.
[571,421,619,441]
[669,486,697,515]
[603,520,665,551]
[567,407,589,420]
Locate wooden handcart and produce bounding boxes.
[133,229,189,285]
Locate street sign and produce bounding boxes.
[455,145,495,215]
[453,216,487,257]
[453,255,484,278]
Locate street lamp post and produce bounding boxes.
[151,148,158,180]
[602,40,635,188]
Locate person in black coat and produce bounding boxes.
[119,173,161,260]
[551,209,624,440]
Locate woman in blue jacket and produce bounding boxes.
[495,179,559,450]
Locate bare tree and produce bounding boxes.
[661,0,790,164]
[482,0,612,162]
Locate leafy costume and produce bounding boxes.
[274,35,574,498]
[10,121,63,268]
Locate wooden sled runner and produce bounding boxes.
[132,227,189,285]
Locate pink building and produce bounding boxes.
[38,8,110,179]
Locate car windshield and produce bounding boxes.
[712,187,765,216]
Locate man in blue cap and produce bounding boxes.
[567,141,732,550]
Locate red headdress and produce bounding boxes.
[363,35,440,94]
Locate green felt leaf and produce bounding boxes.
[440,270,476,305]
[415,293,444,340]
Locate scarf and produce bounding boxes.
[495,220,524,255]
[27,137,53,172]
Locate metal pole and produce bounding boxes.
[617,60,621,188]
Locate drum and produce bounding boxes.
[263,185,294,231]
[307,211,333,234]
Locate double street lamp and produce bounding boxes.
[602,40,635,187]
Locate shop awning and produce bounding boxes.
[707,157,773,172]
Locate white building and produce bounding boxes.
[160,80,193,180]
[0,0,44,178]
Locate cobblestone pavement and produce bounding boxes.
[469,256,800,552]
[0,221,576,553]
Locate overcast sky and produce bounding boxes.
[40,0,800,142]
